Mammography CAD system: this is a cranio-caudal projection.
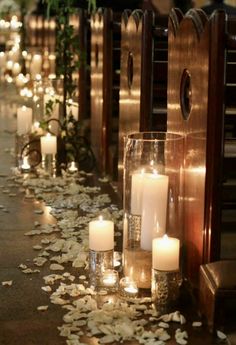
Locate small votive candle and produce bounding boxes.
[68,161,78,173]
[101,269,118,291]
[21,156,30,172]
[119,277,138,298]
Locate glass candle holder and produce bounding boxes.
[40,133,57,175]
[89,217,114,288]
[123,132,184,289]
[119,277,138,298]
[100,269,119,291]
[151,269,182,313]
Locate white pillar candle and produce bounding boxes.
[141,172,169,251]
[152,235,180,271]
[15,73,27,87]
[89,216,114,251]
[40,133,57,155]
[17,106,32,135]
[30,54,42,78]
[12,62,21,76]
[0,52,6,68]
[131,170,145,215]
[8,48,19,62]
[6,60,13,70]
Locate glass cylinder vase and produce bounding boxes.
[123,132,184,290]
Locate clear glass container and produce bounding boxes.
[122,132,184,290]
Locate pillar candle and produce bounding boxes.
[131,170,145,215]
[40,133,57,155]
[15,73,27,87]
[0,52,6,68]
[17,106,32,135]
[12,62,21,76]
[152,235,180,271]
[89,216,114,251]
[6,60,13,70]
[140,172,169,251]
[30,54,42,78]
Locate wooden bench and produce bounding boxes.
[167,7,236,286]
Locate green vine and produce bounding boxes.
[41,0,96,168]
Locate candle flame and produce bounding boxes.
[98,215,103,221]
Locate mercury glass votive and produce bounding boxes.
[119,277,138,298]
[40,133,57,174]
[100,269,119,291]
[151,269,182,313]
[152,235,181,312]
[89,217,114,289]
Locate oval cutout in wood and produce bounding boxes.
[180,69,192,120]
[127,51,134,89]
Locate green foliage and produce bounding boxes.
[41,0,96,165]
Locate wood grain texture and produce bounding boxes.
[90,9,113,174]
[167,8,211,286]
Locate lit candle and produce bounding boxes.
[30,54,42,78]
[68,161,78,173]
[0,52,6,68]
[21,156,30,172]
[141,172,169,251]
[40,133,57,155]
[15,73,27,87]
[101,269,118,287]
[120,277,138,297]
[89,216,114,251]
[152,235,180,271]
[48,54,56,73]
[17,106,32,135]
[6,60,13,70]
[12,62,21,76]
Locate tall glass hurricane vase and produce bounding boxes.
[123,132,184,290]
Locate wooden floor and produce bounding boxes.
[0,85,236,345]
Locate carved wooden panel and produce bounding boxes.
[167,9,211,286]
[118,10,153,187]
[90,9,113,174]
